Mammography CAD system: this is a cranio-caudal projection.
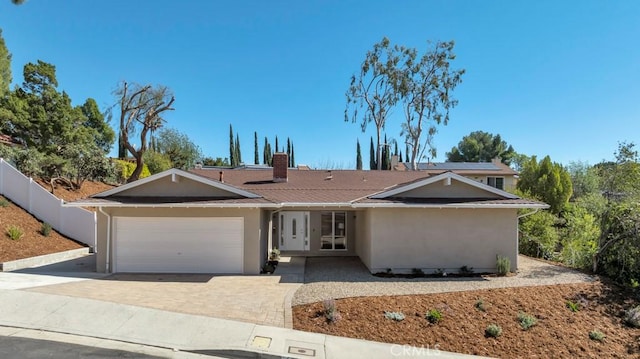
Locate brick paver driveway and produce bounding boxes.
[23,257,304,328]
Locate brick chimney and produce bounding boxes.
[273,153,288,182]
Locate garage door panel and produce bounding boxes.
[114,217,243,273]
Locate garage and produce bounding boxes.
[113,217,244,273]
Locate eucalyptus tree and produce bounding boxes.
[399,41,464,170]
[345,37,406,170]
[115,81,175,182]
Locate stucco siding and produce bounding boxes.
[369,208,517,273]
[115,176,238,197]
[399,180,503,199]
[96,207,261,274]
[355,209,373,270]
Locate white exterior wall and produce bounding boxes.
[367,208,518,273]
[355,209,373,270]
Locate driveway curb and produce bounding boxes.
[0,248,90,272]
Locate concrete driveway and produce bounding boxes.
[16,255,304,328]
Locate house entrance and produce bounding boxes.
[279,211,310,251]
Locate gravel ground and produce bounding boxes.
[292,255,596,305]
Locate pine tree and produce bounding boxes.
[356,139,363,170]
[254,131,259,164]
[369,137,376,170]
[235,134,242,165]
[229,124,235,166]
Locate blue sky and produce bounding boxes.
[1,0,639,168]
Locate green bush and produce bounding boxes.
[459,265,474,274]
[517,311,537,330]
[6,225,23,240]
[485,324,502,338]
[475,298,486,312]
[114,160,151,183]
[384,311,405,322]
[411,268,425,277]
[625,306,640,328]
[589,330,605,341]
[41,222,52,237]
[0,197,9,208]
[566,300,580,312]
[496,255,511,276]
[425,309,443,324]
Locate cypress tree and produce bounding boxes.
[263,137,269,164]
[254,132,259,164]
[356,139,363,170]
[369,137,376,170]
[405,144,410,163]
[235,134,242,165]
[286,137,291,165]
[275,136,279,154]
[394,141,398,157]
[291,142,295,167]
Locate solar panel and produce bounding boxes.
[416,162,500,170]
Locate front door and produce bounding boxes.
[280,211,309,251]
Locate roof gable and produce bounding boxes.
[94,168,260,199]
[369,172,519,200]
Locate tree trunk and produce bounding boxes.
[376,127,382,170]
[128,154,144,183]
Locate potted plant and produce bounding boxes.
[268,248,281,266]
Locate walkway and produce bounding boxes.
[293,255,596,305]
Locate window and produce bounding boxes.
[321,211,347,250]
[487,177,504,190]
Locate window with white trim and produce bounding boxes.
[320,211,347,250]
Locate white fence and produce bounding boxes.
[0,158,96,249]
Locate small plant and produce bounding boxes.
[425,309,443,324]
[41,222,52,237]
[385,268,393,274]
[0,197,9,207]
[496,255,511,276]
[384,311,405,322]
[624,305,640,328]
[459,265,474,275]
[323,299,341,323]
[485,324,502,338]
[6,225,23,240]
[517,311,537,330]
[411,268,425,277]
[269,248,281,261]
[589,330,605,342]
[566,300,580,312]
[434,268,446,277]
[475,298,486,312]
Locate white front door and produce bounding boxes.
[280,211,309,251]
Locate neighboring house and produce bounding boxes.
[396,158,518,191]
[66,153,546,275]
[0,134,23,147]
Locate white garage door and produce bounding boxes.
[114,217,243,273]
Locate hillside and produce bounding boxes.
[0,181,114,263]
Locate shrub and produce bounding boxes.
[323,299,341,323]
[0,197,9,208]
[435,268,446,276]
[6,225,23,240]
[625,305,640,328]
[517,311,537,330]
[269,248,281,261]
[566,300,580,312]
[475,298,486,312]
[485,324,502,338]
[589,330,605,341]
[496,255,511,276]
[114,160,151,183]
[425,309,443,324]
[41,222,52,237]
[411,268,424,277]
[459,265,474,275]
[384,311,405,322]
